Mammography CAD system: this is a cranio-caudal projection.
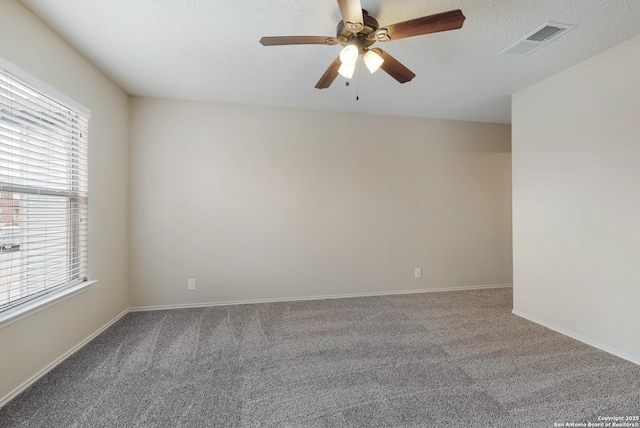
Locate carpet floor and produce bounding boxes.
[0,288,638,427]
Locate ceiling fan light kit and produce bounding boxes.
[338,62,356,79]
[260,0,465,89]
[339,44,359,66]
[363,49,384,73]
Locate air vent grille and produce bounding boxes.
[527,26,566,42]
[501,22,576,56]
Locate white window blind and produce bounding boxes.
[0,66,88,313]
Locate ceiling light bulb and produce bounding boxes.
[363,50,384,73]
[339,45,358,66]
[338,63,355,79]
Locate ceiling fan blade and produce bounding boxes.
[382,9,465,41]
[337,0,364,33]
[260,36,338,46]
[372,49,416,84]
[315,56,342,89]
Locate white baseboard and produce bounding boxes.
[0,308,130,409]
[129,283,513,312]
[511,309,640,366]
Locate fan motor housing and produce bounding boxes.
[336,10,379,50]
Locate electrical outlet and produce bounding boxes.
[187,278,196,290]
[415,268,422,279]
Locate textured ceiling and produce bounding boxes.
[19,0,640,123]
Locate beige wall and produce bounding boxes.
[0,0,129,400]
[130,98,512,307]
[512,35,640,362]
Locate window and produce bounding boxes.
[0,65,89,314]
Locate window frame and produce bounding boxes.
[0,57,94,327]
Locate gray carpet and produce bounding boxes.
[1,288,639,427]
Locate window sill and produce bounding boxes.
[0,280,97,328]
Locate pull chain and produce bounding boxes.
[356,60,360,101]
[345,61,360,101]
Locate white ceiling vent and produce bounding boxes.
[501,22,576,56]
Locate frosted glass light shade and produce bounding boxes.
[363,50,384,73]
[339,45,358,66]
[338,63,355,79]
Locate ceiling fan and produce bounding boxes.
[259,0,466,89]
